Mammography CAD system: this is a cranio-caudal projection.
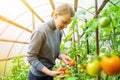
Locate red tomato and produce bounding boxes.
[57,68,70,74]
[57,68,66,73]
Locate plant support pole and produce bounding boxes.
[85,19,89,54]
[95,0,100,80]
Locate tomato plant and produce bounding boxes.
[56,0,120,79]
[100,55,120,75]
[1,56,30,80]
[87,60,101,76]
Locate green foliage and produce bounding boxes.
[69,17,77,31]
[85,20,98,34]
[64,76,78,80]
[0,56,30,80]
[64,31,74,42]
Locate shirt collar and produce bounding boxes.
[46,17,56,30]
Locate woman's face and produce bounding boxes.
[54,13,71,30]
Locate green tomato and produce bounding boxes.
[77,64,82,69]
[98,17,110,27]
[87,60,101,76]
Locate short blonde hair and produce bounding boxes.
[52,3,75,17]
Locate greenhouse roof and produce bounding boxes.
[0,0,105,60]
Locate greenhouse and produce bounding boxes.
[0,0,120,80]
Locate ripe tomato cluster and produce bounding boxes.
[56,60,75,75]
[77,63,87,73]
[86,55,120,76]
[57,68,70,74]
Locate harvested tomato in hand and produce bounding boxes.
[57,68,66,73]
[57,68,70,74]
[100,55,120,75]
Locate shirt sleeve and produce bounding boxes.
[27,30,45,71]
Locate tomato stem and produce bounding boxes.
[105,74,109,80]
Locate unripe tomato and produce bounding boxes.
[87,60,101,76]
[80,68,84,73]
[98,17,110,27]
[77,64,82,69]
[100,55,120,75]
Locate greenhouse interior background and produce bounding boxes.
[0,0,120,80]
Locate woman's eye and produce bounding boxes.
[63,21,67,24]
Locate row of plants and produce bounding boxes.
[54,0,120,80]
[0,56,30,80]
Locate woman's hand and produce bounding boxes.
[48,71,63,77]
[58,54,71,65]
[41,67,62,77]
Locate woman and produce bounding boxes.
[27,3,75,80]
